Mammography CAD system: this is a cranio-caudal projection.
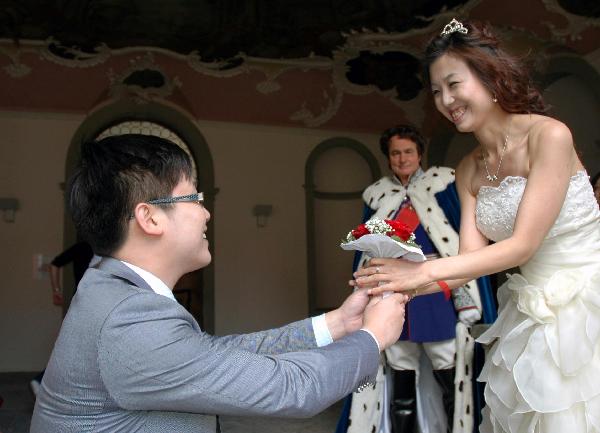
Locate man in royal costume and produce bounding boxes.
[338,125,496,433]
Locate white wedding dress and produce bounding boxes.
[475,171,600,433]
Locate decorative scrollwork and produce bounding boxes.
[541,0,600,43]
[290,85,344,128]
[40,39,111,68]
[0,45,31,77]
[108,53,181,103]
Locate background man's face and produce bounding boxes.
[388,136,421,185]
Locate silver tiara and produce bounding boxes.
[440,18,468,37]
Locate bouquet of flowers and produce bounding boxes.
[340,217,425,263]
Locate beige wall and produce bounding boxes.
[204,121,387,334]
[4,69,597,371]
[0,112,84,372]
[0,111,387,371]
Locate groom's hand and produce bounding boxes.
[325,289,370,341]
[362,294,408,350]
[325,289,409,347]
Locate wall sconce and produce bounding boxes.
[252,204,273,228]
[0,198,19,223]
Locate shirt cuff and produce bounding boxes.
[359,328,381,353]
[312,314,333,347]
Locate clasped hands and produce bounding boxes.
[351,257,430,296]
[327,257,428,351]
[349,257,481,326]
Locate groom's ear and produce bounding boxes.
[131,203,164,236]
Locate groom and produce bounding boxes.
[30,134,408,432]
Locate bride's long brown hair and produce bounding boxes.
[422,20,548,115]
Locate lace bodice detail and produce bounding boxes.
[475,171,600,242]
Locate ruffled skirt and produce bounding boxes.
[477,258,600,433]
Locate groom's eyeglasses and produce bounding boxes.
[129,193,204,219]
[147,192,204,207]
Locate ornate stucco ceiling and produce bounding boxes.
[0,0,599,131]
[0,0,474,57]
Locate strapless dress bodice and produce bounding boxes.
[475,170,600,243]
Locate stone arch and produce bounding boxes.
[304,137,380,315]
[63,99,217,332]
[541,53,600,175]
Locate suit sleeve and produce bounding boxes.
[98,293,379,418]
[207,318,319,354]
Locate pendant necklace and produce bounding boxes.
[483,119,511,182]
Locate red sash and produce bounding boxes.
[395,202,420,233]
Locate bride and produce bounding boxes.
[353,19,600,433]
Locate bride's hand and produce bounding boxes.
[350,257,431,295]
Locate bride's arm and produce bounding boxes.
[361,119,577,295]
[409,151,490,293]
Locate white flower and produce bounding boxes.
[364,218,392,235]
[508,274,555,324]
[543,269,585,307]
[507,270,587,324]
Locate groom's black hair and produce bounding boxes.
[68,134,193,255]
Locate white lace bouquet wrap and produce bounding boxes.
[340,218,425,263]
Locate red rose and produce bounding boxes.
[385,219,412,241]
[351,224,369,239]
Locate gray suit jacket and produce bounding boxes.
[31,257,378,432]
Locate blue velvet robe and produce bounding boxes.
[336,181,497,433]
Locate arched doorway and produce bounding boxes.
[63,100,217,332]
[541,54,600,176]
[305,138,380,316]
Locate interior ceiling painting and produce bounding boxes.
[0,0,598,131]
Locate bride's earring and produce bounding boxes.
[492,94,498,103]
